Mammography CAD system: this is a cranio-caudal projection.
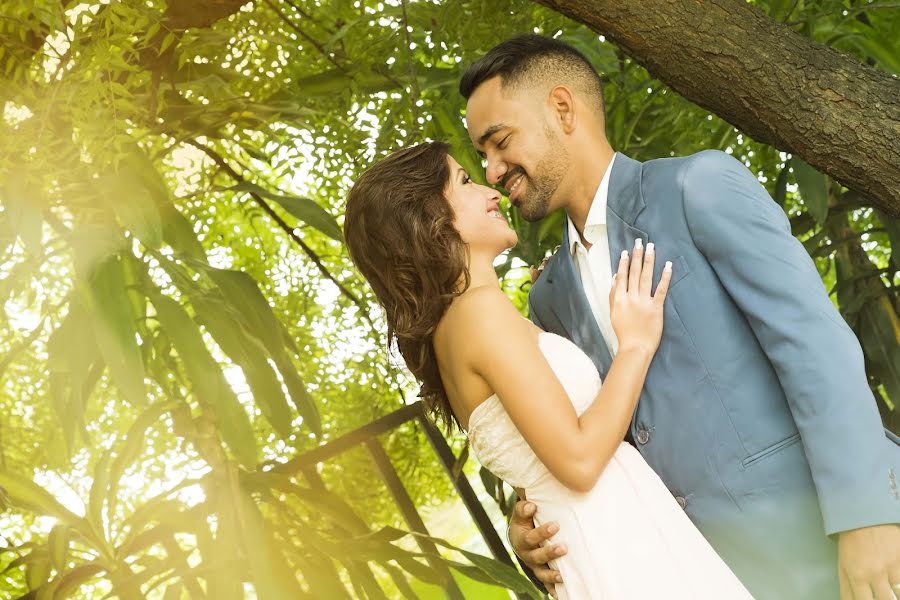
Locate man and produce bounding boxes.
[460,35,900,599]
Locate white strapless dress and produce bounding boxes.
[467,332,753,599]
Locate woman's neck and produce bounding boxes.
[464,254,502,291]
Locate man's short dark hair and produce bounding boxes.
[459,35,604,113]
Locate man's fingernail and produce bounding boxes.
[548,523,558,534]
[556,545,566,555]
[525,503,535,514]
[556,574,564,583]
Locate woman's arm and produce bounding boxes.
[460,240,671,492]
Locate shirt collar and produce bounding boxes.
[568,153,617,254]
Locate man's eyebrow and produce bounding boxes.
[477,124,509,147]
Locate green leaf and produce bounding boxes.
[859,296,900,407]
[121,149,207,260]
[225,181,342,241]
[240,472,369,533]
[87,449,112,539]
[423,533,542,598]
[80,253,146,406]
[151,294,257,466]
[346,561,389,599]
[52,563,105,598]
[159,31,176,55]
[773,160,789,208]
[0,468,85,528]
[68,222,128,278]
[854,34,900,75]
[792,157,829,225]
[161,205,207,261]
[99,172,163,249]
[163,582,183,600]
[202,268,284,352]
[272,352,320,435]
[48,525,69,573]
[876,210,900,268]
[236,489,307,599]
[201,268,320,434]
[119,503,210,559]
[107,400,176,521]
[1,172,43,255]
[144,21,161,44]
[47,299,102,453]
[26,554,51,590]
[192,294,294,440]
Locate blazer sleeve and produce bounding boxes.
[681,150,900,535]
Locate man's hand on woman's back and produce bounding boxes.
[509,498,567,597]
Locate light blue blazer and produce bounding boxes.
[528,151,900,599]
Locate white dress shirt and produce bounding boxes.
[566,153,619,356]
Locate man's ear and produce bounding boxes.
[548,85,577,134]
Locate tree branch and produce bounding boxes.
[164,0,252,30]
[533,0,900,217]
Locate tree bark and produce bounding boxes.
[165,0,252,30]
[534,0,900,217]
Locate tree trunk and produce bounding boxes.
[165,0,252,30]
[534,0,900,217]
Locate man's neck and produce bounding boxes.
[565,144,615,236]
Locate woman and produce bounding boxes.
[343,142,753,599]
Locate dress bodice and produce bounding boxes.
[466,332,602,489]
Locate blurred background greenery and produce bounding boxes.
[0,0,898,597]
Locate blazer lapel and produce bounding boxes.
[544,217,614,375]
[540,153,650,376]
[606,154,650,276]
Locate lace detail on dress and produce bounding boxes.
[466,332,602,489]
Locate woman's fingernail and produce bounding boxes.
[664,261,673,272]
[635,238,643,250]
[621,250,628,260]
[646,242,654,254]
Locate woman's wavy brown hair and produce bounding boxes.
[343,142,470,431]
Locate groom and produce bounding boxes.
[460,35,900,599]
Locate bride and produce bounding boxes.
[343,141,753,599]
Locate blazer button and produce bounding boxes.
[676,496,687,510]
[637,429,650,445]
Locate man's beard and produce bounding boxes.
[517,152,567,222]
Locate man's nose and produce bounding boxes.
[486,158,507,187]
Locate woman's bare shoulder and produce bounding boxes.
[440,286,540,358]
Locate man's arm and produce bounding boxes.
[682,150,900,595]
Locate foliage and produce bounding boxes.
[0,0,897,597]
